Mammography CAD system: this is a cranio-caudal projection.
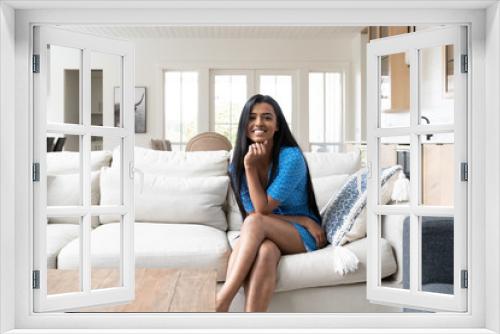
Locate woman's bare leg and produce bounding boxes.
[225,238,242,279]
[216,213,305,312]
[243,239,281,312]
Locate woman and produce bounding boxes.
[216,94,327,312]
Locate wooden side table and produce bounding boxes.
[47,268,217,312]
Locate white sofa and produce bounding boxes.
[47,146,405,313]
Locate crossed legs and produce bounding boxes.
[216,213,306,312]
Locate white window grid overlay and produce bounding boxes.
[32,26,135,312]
[366,26,468,312]
[5,5,492,332]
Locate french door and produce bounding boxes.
[367,26,468,312]
[33,26,135,312]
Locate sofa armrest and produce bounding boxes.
[402,217,454,291]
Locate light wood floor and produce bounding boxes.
[47,268,217,312]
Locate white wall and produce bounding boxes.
[349,32,367,142]
[131,35,357,148]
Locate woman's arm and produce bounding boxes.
[244,141,280,215]
[245,165,279,215]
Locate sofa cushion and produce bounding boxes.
[114,146,230,177]
[57,222,231,282]
[225,184,244,231]
[99,167,229,231]
[47,171,100,227]
[47,150,112,175]
[47,224,80,269]
[226,232,396,292]
[303,150,361,178]
[311,174,349,211]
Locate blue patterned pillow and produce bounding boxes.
[321,165,403,246]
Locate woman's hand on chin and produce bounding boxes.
[244,140,268,169]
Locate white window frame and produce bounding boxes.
[255,69,297,127]
[160,62,346,152]
[162,69,200,150]
[209,69,255,142]
[308,68,347,152]
[1,2,498,334]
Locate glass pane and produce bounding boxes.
[171,143,183,152]
[164,72,182,143]
[419,45,454,125]
[46,133,81,206]
[379,52,410,128]
[259,75,292,126]
[213,74,246,146]
[47,45,82,125]
[215,124,232,145]
[94,136,122,209]
[309,73,325,143]
[134,87,147,133]
[420,133,454,206]
[47,216,81,294]
[310,143,340,153]
[90,52,123,127]
[164,71,198,144]
[91,216,121,290]
[181,72,198,143]
[420,216,454,295]
[325,72,342,143]
[380,215,410,290]
[379,136,410,205]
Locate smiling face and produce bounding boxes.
[246,102,279,144]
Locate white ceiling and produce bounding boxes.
[60,25,366,39]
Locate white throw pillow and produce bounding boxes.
[321,166,404,247]
[47,171,100,228]
[311,174,349,212]
[99,166,230,231]
[112,146,230,177]
[304,149,361,178]
[47,151,112,175]
[225,183,244,231]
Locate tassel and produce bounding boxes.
[391,172,410,203]
[333,245,359,276]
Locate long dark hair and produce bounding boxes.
[229,94,320,222]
